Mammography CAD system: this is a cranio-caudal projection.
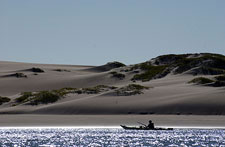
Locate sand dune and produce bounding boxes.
[0,63,225,116]
[1,53,225,120]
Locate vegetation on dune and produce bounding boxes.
[189,75,225,87]
[4,68,45,78]
[175,58,203,74]
[31,67,45,73]
[53,85,115,95]
[3,72,29,78]
[13,85,118,105]
[16,92,33,103]
[126,84,149,90]
[129,53,225,82]
[212,75,225,87]
[82,85,117,94]
[107,61,126,68]
[215,75,225,81]
[157,53,225,65]
[7,73,28,78]
[153,53,225,74]
[16,73,27,78]
[0,96,10,105]
[30,91,60,105]
[52,87,77,96]
[110,71,125,80]
[53,69,71,72]
[192,67,225,75]
[16,91,61,105]
[93,61,126,72]
[131,62,168,82]
[82,87,102,94]
[116,84,149,96]
[188,77,214,85]
[203,54,225,70]
[155,54,189,65]
[213,81,225,87]
[174,54,225,74]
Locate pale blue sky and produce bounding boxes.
[1,0,225,65]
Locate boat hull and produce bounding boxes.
[120,125,173,130]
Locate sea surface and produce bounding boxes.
[0,127,225,146]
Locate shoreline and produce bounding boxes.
[1,114,225,128]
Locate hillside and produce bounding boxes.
[0,53,225,115]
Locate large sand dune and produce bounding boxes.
[1,53,225,126]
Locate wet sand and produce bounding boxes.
[0,114,225,128]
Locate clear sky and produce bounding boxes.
[1,0,225,65]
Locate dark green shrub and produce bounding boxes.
[211,75,225,87]
[16,73,27,78]
[107,61,126,68]
[215,75,225,81]
[188,77,214,84]
[129,64,140,71]
[0,96,10,105]
[126,84,149,90]
[194,67,225,75]
[110,71,117,74]
[52,87,77,96]
[175,58,204,74]
[82,85,108,94]
[16,92,33,103]
[82,87,100,94]
[132,64,167,81]
[16,91,61,105]
[213,81,225,87]
[53,69,70,72]
[175,54,225,74]
[75,90,82,94]
[156,54,189,65]
[110,71,125,80]
[31,67,44,73]
[31,91,60,105]
[94,61,126,72]
[80,85,117,94]
[203,54,225,70]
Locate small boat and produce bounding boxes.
[120,125,173,131]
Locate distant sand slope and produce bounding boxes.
[0,61,99,96]
[0,53,225,115]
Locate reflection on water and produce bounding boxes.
[0,128,225,146]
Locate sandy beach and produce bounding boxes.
[0,114,225,128]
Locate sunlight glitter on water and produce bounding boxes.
[0,128,225,146]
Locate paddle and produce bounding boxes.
[137,122,147,127]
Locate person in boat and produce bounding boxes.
[147,120,155,129]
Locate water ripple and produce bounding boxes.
[0,128,225,146]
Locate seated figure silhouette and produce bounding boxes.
[147,120,155,129]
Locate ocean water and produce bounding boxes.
[0,127,225,147]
